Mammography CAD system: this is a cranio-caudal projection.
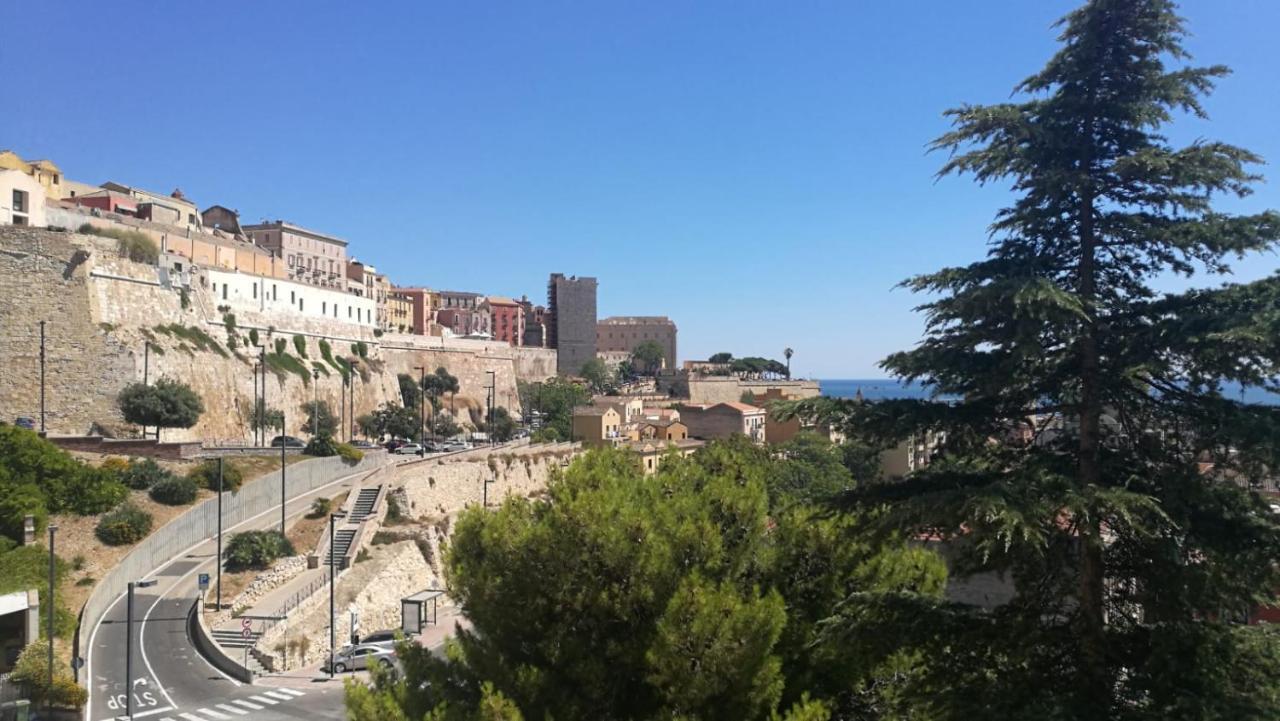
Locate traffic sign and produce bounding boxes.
[70,656,84,670]
[242,627,253,639]
[198,573,209,590]
[241,617,252,629]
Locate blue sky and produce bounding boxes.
[4,1,1277,377]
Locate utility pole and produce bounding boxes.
[414,366,426,448]
[312,369,320,438]
[280,409,287,536]
[216,457,224,610]
[47,525,57,700]
[486,370,496,447]
[252,361,259,447]
[340,374,347,444]
[259,346,267,446]
[39,320,46,435]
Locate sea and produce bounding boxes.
[820,379,1280,406]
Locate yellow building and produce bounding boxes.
[626,438,704,475]
[572,406,623,448]
[0,150,65,199]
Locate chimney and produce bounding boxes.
[22,515,35,545]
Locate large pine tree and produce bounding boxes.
[790,1,1280,718]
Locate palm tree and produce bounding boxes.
[783,347,794,379]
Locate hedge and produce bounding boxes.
[149,476,199,505]
[188,458,244,492]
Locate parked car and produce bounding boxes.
[323,644,396,673]
[443,440,469,452]
[394,443,423,455]
[384,439,406,451]
[351,439,377,449]
[269,435,306,448]
[14,417,35,430]
[357,629,402,648]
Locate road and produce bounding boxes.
[86,466,377,721]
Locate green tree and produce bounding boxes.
[347,442,944,719]
[485,407,518,442]
[788,2,1280,718]
[397,373,420,410]
[117,377,204,439]
[709,352,733,364]
[631,340,666,376]
[363,402,418,440]
[300,400,338,437]
[518,378,591,441]
[249,398,284,434]
[578,357,611,393]
[422,367,460,414]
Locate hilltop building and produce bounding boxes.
[548,273,597,376]
[244,220,348,291]
[597,316,677,370]
[486,296,525,346]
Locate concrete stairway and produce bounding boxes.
[325,528,357,566]
[211,626,262,649]
[348,486,381,522]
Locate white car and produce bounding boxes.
[394,443,423,455]
[323,644,396,673]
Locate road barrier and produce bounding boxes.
[75,452,391,685]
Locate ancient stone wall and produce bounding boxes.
[395,442,579,519]
[686,377,822,405]
[0,227,556,440]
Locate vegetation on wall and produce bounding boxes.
[292,334,308,357]
[152,324,227,357]
[78,222,158,265]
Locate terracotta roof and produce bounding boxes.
[574,406,615,417]
[718,402,764,413]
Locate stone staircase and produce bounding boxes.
[348,486,381,522]
[211,626,262,649]
[325,528,357,566]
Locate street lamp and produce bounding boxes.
[414,366,426,451]
[215,458,224,610]
[328,512,347,679]
[47,525,57,699]
[38,320,46,435]
[126,578,158,719]
[483,476,496,508]
[486,370,496,447]
[280,409,287,535]
[312,368,321,438]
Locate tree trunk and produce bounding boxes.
[1077,185,1109,717]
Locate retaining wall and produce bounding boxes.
[75,452,391,679]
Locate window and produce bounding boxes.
[12,189,27,213]
[252,283,257,299]
[273,284,278,301]
[291,290,296,304]
[222,284,228,300]
[299,298,304,311]
[323,302,327,314]
[348,306,352,318]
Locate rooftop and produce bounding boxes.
[242,219,349,246]
[599,316,675,325]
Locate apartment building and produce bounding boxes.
[680,402,767,444]
[244,220,348,291]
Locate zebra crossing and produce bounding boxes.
[151,688,308,721]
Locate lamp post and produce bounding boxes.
[339,373,347,444]
[252,360,259,446]
[280,409,287,535]
[414,366,426,449]
[126,578,158,719]
[483,476,496,508]
[486,370,496,447]
[47,524,57,698]
[216,458,224,610]
[328,512,346,679]
[312,368,320,438]
[257,345,266,446]
[39,320,46,435]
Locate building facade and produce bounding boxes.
[548,273,598,375]
[485,296,525,346]
[0,150,65,200]
[680,402,767,444]
[0,169,47,227]
[101,182,201,229]
[597,316,677,370]
[244,220,349,291]
[386,290,414,333]
[206,267,377,329]
[572,406,623,448]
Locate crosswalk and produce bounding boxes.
[152,688,307,721]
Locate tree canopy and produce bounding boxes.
[630,340,666,376]
[781,1,1280,717]
[346,438,946,720]
[359,402,418,441]
[518,378,592,441]
[117,377,204,438]
[300,400,338,437]
[578,357,611,393]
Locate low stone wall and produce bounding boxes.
[256,541,433,670]
[189,599,254,685]
[687,377,822,405]
[46,436,202,459]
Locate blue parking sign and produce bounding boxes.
[198,573,209,590]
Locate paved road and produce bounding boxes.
[86,468,375,721]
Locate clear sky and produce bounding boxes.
[4,1,1277,377]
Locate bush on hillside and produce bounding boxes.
[67,466,128,515]
[0,425,126,515]
[149,476,199,505]
[336,443,364,465]
[95,503,154,546]
[309,497,332,518]
[9,641,86,708]
[188,458,244,492]
[118,457,174,490]
[0,484,47,543]
[304,434,339,457]
[78,223,159,265]
[224,530,294,571]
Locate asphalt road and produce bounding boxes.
[86,467,376,721]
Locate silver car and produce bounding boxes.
[323,643,396,673]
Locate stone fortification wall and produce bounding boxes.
[0,227,553,440]
[686,377,822,405]
[396,443,579,519]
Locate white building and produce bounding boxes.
[206,268,377,329]
[0,169,46,227]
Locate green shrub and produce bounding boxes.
[351,341,369,359]
[188,459,244,492]
[76,576,94,586]
[49,676,87,709]
[119,457,173,489]
[309,497,332,518]
[266,350,310,385]
[224,530,294,571]
[293,334,308,357]
[70,466,128,514]
[336,443,364,465]
[304,434,338,457]
[77,223,159,265]
[9,641,86,708]
[248,328,260,346]
[274,337,287,355]
[95,503,153,545]
[0,484,47,542]
[149,476,199,505]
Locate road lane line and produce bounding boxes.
[215,703,248,715]
[263,690,294,700]
[274,688,305,697]
[87,466,381,720]
[179,713,206,721]
[98,706,175,721]
[231,699,264,710]
[249,694,279,705]
[197,708,232,719]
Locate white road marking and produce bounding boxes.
[231,699,264,710]
[99,705,175,721]
[179,713,206,721]
[263,690,295,700]
[250,694,279,705]
[215,703,249,715]
[198,708,232,719]
[274,688,305,697]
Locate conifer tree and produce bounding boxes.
[787,1,1280,718]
